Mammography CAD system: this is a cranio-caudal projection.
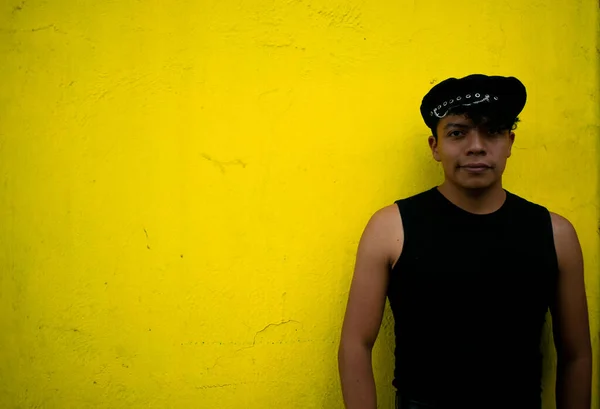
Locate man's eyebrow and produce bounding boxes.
[444,123,471,130]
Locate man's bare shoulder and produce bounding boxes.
[369,204,402,225]
[364,204,403,236]
[550,212,576,237]
[549,212,582,272]
[360,204,404,268]
[549,212,580,253]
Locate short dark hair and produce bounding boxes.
[431,103,520,139]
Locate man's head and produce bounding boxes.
[420,74,526,190]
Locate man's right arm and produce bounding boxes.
[338,205,404,409]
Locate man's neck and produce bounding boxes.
[437,180,507,215]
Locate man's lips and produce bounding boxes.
[459,163,492,173]
[460,163,491,169]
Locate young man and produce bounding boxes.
[338,74,592,409]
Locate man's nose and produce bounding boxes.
[466,131,486,155]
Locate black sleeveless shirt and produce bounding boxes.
[387,187,558,409]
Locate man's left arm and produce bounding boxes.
[549,212,592,409]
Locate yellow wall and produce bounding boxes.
[0,1,598,408]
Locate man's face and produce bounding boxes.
[429,114,515,190]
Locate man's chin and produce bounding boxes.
[457,177,496,190]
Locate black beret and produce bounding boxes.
[420,74,527,130]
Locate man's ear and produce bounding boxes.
[428,135,441,162]
[507,132,515,158]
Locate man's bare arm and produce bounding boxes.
[549,212,592,409]
[338,205,403,409]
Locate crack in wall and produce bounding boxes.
[208,319,302,370]
[201,153,247,174]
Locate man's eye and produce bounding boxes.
[448,130,464,137]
